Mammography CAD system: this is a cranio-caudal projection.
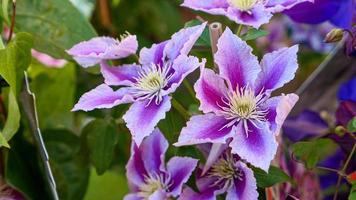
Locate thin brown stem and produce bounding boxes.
[333,143,356,200]
[7,0,16,43]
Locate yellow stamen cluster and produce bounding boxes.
[228,0,258,11]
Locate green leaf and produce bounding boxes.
[292,138,338,169]
[349,182,356,200]
[347,117,356,133]
[28,62,76,130]
[83,119,119,175]
[15,0,97,59]
[253,166,292,188]
[0,32,33,145]
[5,132,53,200]
[43,129,90,200]
[184,19,211,47]
[241,28,269,41]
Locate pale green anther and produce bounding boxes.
[228,0,258,11]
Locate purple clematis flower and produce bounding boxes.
[125,129,198,200]
[175,27,299,171]
[285,0,355,29]
[181,0,312,28]
[179,145,258,200]
[67,34,138,68]
[71,23,206,145]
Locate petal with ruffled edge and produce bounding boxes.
[123,96,172,146]
[263,93,299,135]
[266,0,314,12]
[255,45,299,93]
[225,4,273,28]
[174,114,234,146]
[67,35,138,68]
[163,55,202,96]
[215,28,261,90]
[100,62,141,86]
[194,67,228,114]
[166,157,198,197]
[72,84,134,111]
[181,0,229,15]
[140,129,168,174]
[226,162,258,200]
[139,42,167,66]
[178,187,216,200]
[164,23,207,61]
[230,122,278,171]
[126,144,147,190]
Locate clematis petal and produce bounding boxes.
[273,93,299,135]
[139,41,167,66]
[225,4,273,28]
[167,157,198,197]
[164,23,207,61]
[226,162,258,200]
[72,84,134,111]
[194,67,228,114]
[126,144,147,190]
[174,114,234,146]
[140,129,169,175]
[100,62,141,86]
[230,122,278,171]
[163,55,202,95]
[255,45,299,93]
[266,0,314,12]
[329,0,354,28]
[67,35,138,68]
[123,96,172,146]
[284,0,340,25]
[124,194,141,200]
[215,28,261,90]
[179,187,216,200]
[181,0,229,15]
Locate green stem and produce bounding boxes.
[236,24,243,36]
[333,143,356,200]
[171,98,190,121]
[183,80,198,103]
[2,0,10,24]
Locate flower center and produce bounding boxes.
[218,86,268,134]
[138,173,169,199]
[133,63,173,105]
[228,0,258,11]
[209,154,243,190]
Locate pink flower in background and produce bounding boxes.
[31,50,67,68]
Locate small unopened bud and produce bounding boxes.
[324,29,344,43]
[334,125,346,136]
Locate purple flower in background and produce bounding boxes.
[179,146,258,200]
[72,23,206,145]
[338,76,356,102]
[283,110,329,142]
[285,0,355,29]
[345,27,356,57]
[181,0,312,28]
[125,129,198,200]
[67,34,138,68]
[175,27,299,171]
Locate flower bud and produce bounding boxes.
[324,29,344,43]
